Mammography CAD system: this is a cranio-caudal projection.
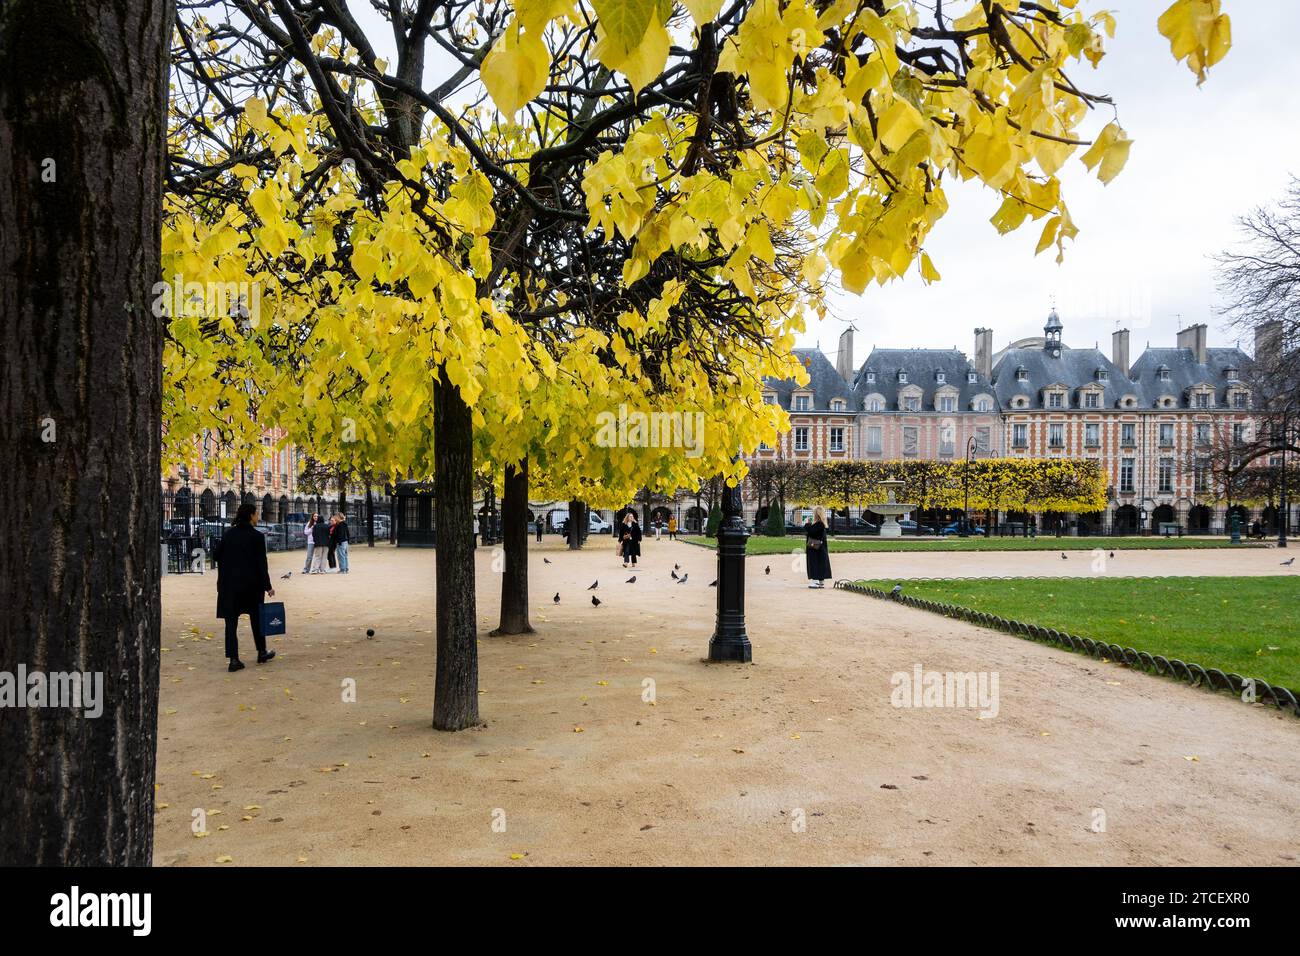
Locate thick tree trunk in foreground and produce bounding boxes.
[493,461,534,635]
[432,368,479,730]
[0,0,170,864]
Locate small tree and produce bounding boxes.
[765,503,786,537]
[705,503,723,537]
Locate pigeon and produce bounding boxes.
[591,595,601,607]
[674,563,680,571]
[365,628,375,639]
[890,584,903,599]
[1061,553,1068,560]
[587,580,598,590]
[1109,552,1115,559]
[626,576,636,584]
[1282,558,1295,566]
[280,571,292,579]
[543,558,552,564]
[670,570,678,580]
[764,565,771,575]
[553,592,560,604]
[709,579,717,587]
[677,573,688,584]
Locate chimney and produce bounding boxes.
[836,327,854,382]
[1176,322,1208,364]
[1255,320,1283,366]
[973,327,993,381]
[1111,328,1130,378]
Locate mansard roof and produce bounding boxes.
[763,348,855,411]
[991,346,1137,409]
[851,348,994,410]
[1129,347,1253,406]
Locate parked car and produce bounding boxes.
[939,522,986,536]
[898,519,936,535]
[846,516,879,534]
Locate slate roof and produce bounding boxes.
[850,349,994,411]
[1129,347,1252,407]
[764,348,855,411]
[991,345,1136,409]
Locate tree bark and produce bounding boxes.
[567,498,587,550]
[432,367,479,730]
[492,460,534,635]
[0,0,170,865]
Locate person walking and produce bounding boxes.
[309,515,330,572]
[302,513,319,572]
[535,517,543,542]
[332,512,351,573]
[620,511,642,569]
[667,515,677,541]
[805,505,832,588]
[213,503,276,672]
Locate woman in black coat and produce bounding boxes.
[805,506,832,588]
[213,503,276,671]
[620,512,642,569]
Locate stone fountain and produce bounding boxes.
[866,479,917,539]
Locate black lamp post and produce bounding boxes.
[709,462,752,663]
[961,435,977,536]
[178,464,191,528]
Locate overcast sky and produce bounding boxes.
[809,0,1300,368]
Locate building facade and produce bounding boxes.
[753,314,1271,534]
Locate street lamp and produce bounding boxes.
[1279,411,1289,549]
[961,435,977,536]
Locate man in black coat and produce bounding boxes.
[213,504,276,671]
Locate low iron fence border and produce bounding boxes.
[833,579,1300,718]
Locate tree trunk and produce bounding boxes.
[493,460,534,635]
[567,498,587,550]
[432,367,479,730]
[0,0,170,865]
[365,482,374,546]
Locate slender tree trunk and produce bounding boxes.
[365,482,374,546]
[493,460,534,635]
[0,0,170,865]
[432,368,479,730]
[567,498,587,550]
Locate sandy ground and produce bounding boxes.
[153,537,1299,866]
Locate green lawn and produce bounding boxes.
[684,535,1265,555]
[851,576,1300,689]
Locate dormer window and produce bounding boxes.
[967,371,978,384]
[865,371,876,384]
[830,399,845,412]
[1095,368,1108,382]
[1158,365,1171,382]
[1226,367,1238,381]
[897,371,908,384]
[935,371,945,384]
[793,394,811,411]
[1016,366,1028,382]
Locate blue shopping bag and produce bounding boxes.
[261,601,287,636]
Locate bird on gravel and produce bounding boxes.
[670,570,678,580]
[553,592,560,604]
[280,571,292,579]
[1282,558,1295,566]
[764,565,771,575]
[890,584,903,599]
[366,628,375,639]
[1061,553,1068,560]
[677,573,689,584]
[626,576,636,584]
[674,563,680,571]
[587,580,598,590]
[543,558,552,564]
[591,595,601,607]
[709,579,717,587]
[1109,552,1115,559]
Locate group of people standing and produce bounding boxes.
[303,512,350,574]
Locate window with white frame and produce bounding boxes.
[793,427,810,452]
[937,395,956,412]
[1159,457,1174,493]
[1159,423,1174,447]
[1049,423,1064,447]
[1120,458,1135,493]
[1048,391,1064,408]
[1084,391,1100,409]
[1013,424,1027,448]
[1121,423,1135,446]
[793,394,811,411]
[829,427,844,453]
[1085,423,1099,447]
